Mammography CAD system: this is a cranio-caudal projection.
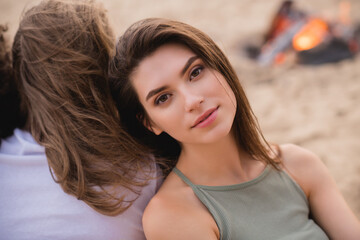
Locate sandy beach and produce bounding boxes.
[1,0,359,218]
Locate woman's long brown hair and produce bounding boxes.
[109,18,280,175]
[10,0,154,216]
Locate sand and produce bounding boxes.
[1,0,359,218]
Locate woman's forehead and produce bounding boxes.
[133,44,195,79]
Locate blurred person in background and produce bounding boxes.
[0,1,161,239]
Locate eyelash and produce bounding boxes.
[155,93,172,105]
[190,65,204,81]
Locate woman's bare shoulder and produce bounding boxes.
[278,143,327,197]
[142,171,219,240]
[278,144,360,238]
[279,143,321,167]
[143,171,193,218]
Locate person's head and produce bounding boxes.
[109,18,279,172]
[10,0,153,216]
[12,0,115,133]
[130,42,237,148]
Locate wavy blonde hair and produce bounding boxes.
[11,0,154,216]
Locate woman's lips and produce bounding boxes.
[191,107,218,128]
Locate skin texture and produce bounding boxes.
[134,43,360,239]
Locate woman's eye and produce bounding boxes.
[155,94,171,105]
[190,66,203,80]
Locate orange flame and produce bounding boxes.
[292,18,328,51]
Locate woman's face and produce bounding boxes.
[131,43,236,146]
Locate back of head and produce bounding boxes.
[12,0,115,131]
[12,0,152,215]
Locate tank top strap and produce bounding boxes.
[172,167,197,188]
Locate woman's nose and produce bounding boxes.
[183,90,204,112]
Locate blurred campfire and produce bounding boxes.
[244,0,360,66]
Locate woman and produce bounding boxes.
[0,1,161,239]
[109,18,360,239]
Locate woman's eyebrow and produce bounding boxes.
[146,86,168,101]
[181,56,199,76]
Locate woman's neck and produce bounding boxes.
[176,133,263,186]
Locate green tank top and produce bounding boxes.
[173,165,329,240]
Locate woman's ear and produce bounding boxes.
[137,113,163,135]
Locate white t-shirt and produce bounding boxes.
[0,129,162,240]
